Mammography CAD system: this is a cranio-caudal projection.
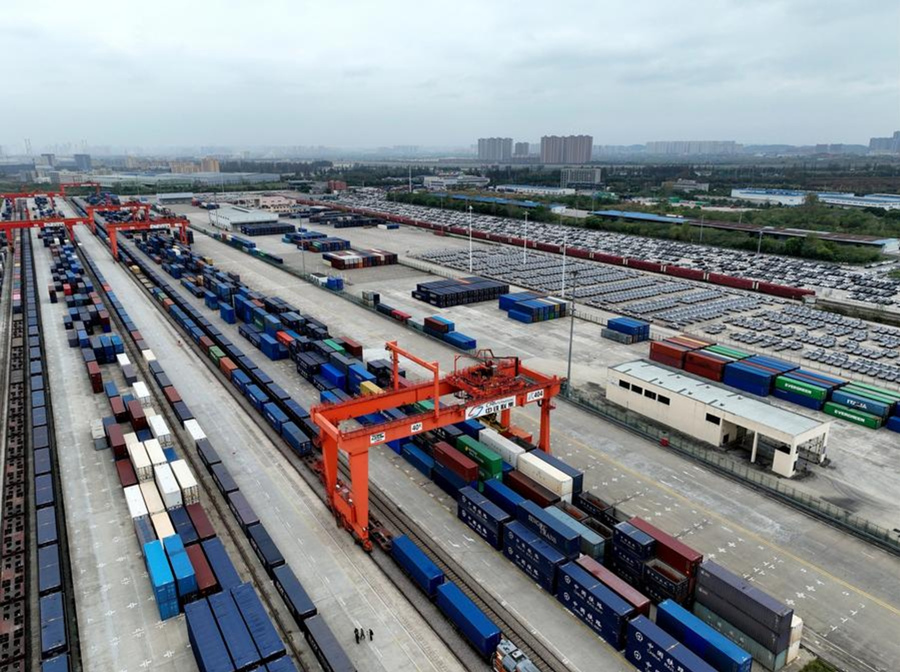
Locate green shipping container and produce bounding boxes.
[253,315,265,330]
[705,344,750,360]
[823,402,882,429]
[323,339,346,355]
[775,376,827,401]
[842,384,900,405]
[455,436,503,479]
[208,346,225,364]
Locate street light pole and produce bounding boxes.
[757,227,764,255]
[565,270,579,393]
[561,229,568,298]
[468,205,473,273]
[523,211,528,264]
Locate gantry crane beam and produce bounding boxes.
[312,342,563,550]
[107,218,190,260]
[59,181,101,196]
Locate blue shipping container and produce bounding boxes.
[209,591,261,670]
[516,500,580,558]
[391,535,445,598]
[482,478,524,516]
[202,538,242,591]
[613,521,656,559]
[458,487,511,549]
[772,387,824,411]
[556,562,633,650]
[144,540,179,620]
[503,521,565,592]
[626,615,718,672]
[831,389,891,418]
[435,582,501,658]
[185,599,235,672]
[656,600,752,672]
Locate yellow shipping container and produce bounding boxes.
[360,381,382,396]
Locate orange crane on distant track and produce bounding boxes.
[86,202,190,259]
[311,342,563,550]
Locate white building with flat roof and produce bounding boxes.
[207,204,278,231]
[607,360,831,478]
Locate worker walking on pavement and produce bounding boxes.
[354,628,359,644]
[368,629,373,641]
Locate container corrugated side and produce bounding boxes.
[516,452,573,501]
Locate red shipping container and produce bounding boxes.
[116,459,138,488]
[392,311,411,322]
[130,330,143,342]
[127,400,147,430]
[665,265,705,281]
[684,361,723,382]
[108,425,127,459]
[275,331,294,347]
[504,470,559,508]
[163,386,182,405]
[185,543,218,597]
[649,341,691,368]
[110,396,128,423]
[219,357,237,380]
[627,258,663,273]
[198,336,214,354]
[87,361,103,393]
[186,503,216,541]
[341,338,363,358]
[502,425,533,445]
[667,336,711,350]
[432,441,478,482]
[630,517,702,579]
[577,556,651,617]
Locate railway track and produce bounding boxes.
[67,228,311,671]
[83,218,574,671]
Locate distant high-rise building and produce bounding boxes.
[40,153,56,167]
[869,131,900,154]
[514,142,530,157]
[200,157,220,172]
[540,135,593,164]
[645,140,738,155]
[477,137,513,162]
[169,161,199,174]
[73,153,92,171]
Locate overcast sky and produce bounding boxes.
[2,0,898,151]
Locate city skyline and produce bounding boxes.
[0,0,897,149]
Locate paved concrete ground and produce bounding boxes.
[78,227,465,672]
[186,214,900,532]
[147,236,631,672]
[32,232,194,672]
[176,226,900,672]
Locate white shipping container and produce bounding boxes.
[479,427,525,466]
[90,419,106,440]
[154,464,182,510]
[170,459,199,505]
[124,431,140,447]
[127,441,153,481]
[139,481,165,515]
[116,353,131,367]
[184,419,207,443]
[151,511,175,540]
[132,381,152,408]
[517,452,573,502]
[148,414,173,448]
[123,485,149,520]
[790,615,803,645]
[144,438,167,467]
[141,349,157,363]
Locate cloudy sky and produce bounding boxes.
[2,0,898,150]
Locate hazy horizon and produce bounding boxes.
[2,0,898,153]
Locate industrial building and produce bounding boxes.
[156,192,195,205]
[646,141,739,155]
[94,171,281,188]
[732,188,900,211]
[540,135,593,164]
[607,360,831,478]
[206,203,279,230]
[496,184,575,196]
[422,173,491,190]
[561,167,603,189]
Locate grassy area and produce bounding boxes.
[800,658,839,672]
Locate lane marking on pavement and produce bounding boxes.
[518,413,900,618]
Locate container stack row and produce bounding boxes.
[422,315,478,350]
[323,248,398,270]
[649,334,900,430]
[96,229,358,672]
[412,276,510,308]
[498,291,568,324]
[602,317,651,344]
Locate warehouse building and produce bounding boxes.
[207,204,278,231]
[607,360,831,478]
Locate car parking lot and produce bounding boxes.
[334,193,900,306]
[416,247,771,329]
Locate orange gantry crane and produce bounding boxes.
[311,342,563,550]
[1,190,88,243]
[86,202,190,259]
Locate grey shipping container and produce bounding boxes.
[697,562,792,635]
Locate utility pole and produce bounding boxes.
[565,269,579,393]
[523,211,528,264]
[699,215,704,244]
[561,229,568,298]
[757,227,764,255]
[468,205,473,273]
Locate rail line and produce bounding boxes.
[81,214,573,671]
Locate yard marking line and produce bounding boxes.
[518,413,900,618]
